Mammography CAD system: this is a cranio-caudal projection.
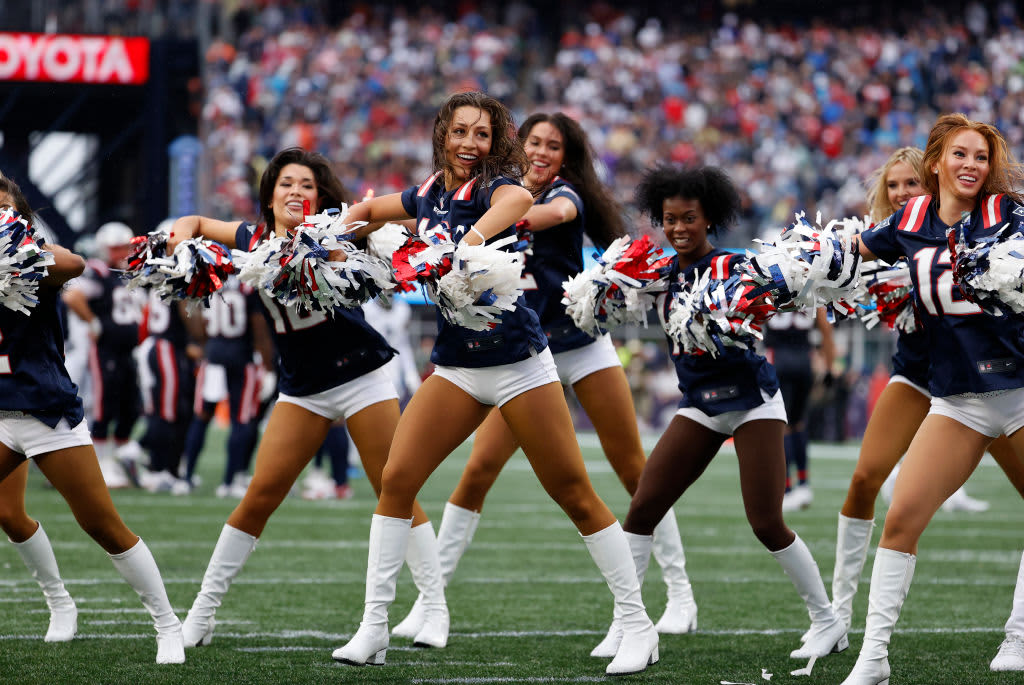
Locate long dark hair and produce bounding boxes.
[0,173,35,224]
[431,91,529,187]
[257,147,352,231]
[636,165,741,234]
[519,112,626,249]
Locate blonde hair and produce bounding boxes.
[921,113,1024,204]
[865,147,924,223]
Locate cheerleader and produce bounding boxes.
[618,164,846,663]
[391,112,694,656]
[828,148,1024,644]
[332,92,657,676]
[0,174,183,663]
[166,148,447,650]
[843,115,1024,684]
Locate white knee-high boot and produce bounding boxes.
[771,533,848,659]
[590,531,653,658]
[389,522,449,647]
[333,514,412,666]
[393,502,480,638]
[991,549,1024,671]
[651,509,697,634]
[832,514,875,631]
[109,538,184,664]
[11,524,78,642]
[841,547,916,685]
[181,524,257,647]
[583,522,658,675]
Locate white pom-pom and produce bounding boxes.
[367,222,411,262]
[432,234,524,331]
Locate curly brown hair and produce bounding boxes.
[431,91,529,187]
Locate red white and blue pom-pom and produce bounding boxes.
[857,261,919,333]
[746,213,863,315]
[562,235,673,336]
[434,233,526,331]
[234,206,394,312]
[0,208,54,314]
[665,267,776,357]
[391,224,526,330]
[366,222,413,263]
[122,229,235,305]
[390,225,456,293]
[948,222,1024,317]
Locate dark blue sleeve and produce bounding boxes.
[234,222,256,252]
[474,176,518,214]
[400,185,419,219]
[544,183,584,216]
[860,210,903,263]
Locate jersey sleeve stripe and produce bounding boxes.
[983,194,1004,228]
[898,195,930,232]
[454,178,477,202]
[416,171,443,198]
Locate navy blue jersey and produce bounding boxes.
[520,178,593,353]
[235,223,395,396]
[400,172,547,368]
[891,328,930,389]
[0,287,84,428]
[144,290,190,348]
[203,278,260,365]
[861,194,1024,396]
[762,310,815,376]
[656,249,779,416]
[72,259,140,351]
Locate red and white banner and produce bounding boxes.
[0,33,149,85]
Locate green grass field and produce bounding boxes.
[1,432,1022,684]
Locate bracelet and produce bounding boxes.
[469,225,486,243]
[88,319,102,336]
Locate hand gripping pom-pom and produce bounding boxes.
[746,212,863,312]
[948,220,1024,317]
[0,208,55,314]
[561,235,673,336]
[234,207,393,313]
[122,230,235,307]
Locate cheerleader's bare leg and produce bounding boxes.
[0,462,78,642]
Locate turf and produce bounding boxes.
[1,433,1021,684]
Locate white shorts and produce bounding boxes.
[199,363,229,403]
[552,335,621,386]
[889,374,930,398]
[929,387,1024,438]
[433,347,559,407]
[0,413,92,459]
[276,367,399,421]
[675,390,788,436]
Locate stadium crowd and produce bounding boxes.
[196,0,1024,248]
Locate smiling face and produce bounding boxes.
[662,195,713,266]
[885,160,923,213]
[936,129,990,206]
[523,121,565,190]
[444,106,492,189]
[270,163,318,233]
